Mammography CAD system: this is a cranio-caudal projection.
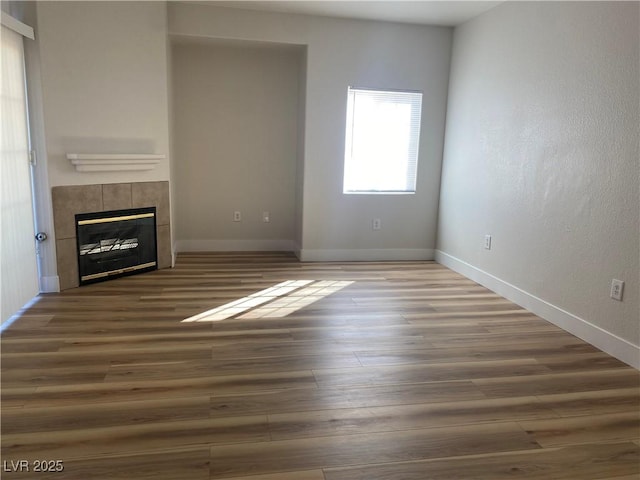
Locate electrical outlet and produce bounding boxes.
[610,279,624,301]
[233,211,242,222]
[263,211,270,223]
[484,234,492,250]
[372,218,381,230]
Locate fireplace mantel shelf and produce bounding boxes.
[67,153,165,172]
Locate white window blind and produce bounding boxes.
[343,87,423,194]
[1,24,39,325]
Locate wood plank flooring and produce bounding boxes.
[1,252,639,479]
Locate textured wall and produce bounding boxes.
[438,2,639,347]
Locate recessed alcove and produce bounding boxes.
[170,36,306,252]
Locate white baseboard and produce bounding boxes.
[40,275,60,293]
[174,239,296,253]
[435,250,640,369]
[300,248,434,262]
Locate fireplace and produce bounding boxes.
[75,207,157,285]
[52,182,171,290]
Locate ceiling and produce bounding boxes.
[204,1,504,27]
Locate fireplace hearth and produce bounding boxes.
[75,207,157,285]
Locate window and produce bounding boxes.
[343,87,423,194]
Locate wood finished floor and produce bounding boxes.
[1,252,639,479]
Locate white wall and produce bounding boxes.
[35,1,171,187]
[438,1,639,366]
[171,39,302,251]
[168,3,452,261]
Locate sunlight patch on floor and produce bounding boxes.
[181,280,354,322]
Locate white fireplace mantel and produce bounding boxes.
[67,153,165,172]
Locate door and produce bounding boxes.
[1,23,40,325]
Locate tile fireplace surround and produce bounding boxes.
[52,181,172,291]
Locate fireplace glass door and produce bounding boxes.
[76,207,157,285]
